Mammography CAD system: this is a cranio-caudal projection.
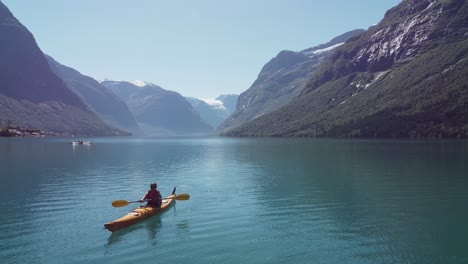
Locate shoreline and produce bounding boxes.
[0,126,57,137]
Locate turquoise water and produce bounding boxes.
[0,137,467,264]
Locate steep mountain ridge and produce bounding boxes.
[0,2,83,108]
[303,0,468,93]
[0,1,122,136]
[223,0,468,138]
[218,29,364,132]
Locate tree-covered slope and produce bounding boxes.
[218,29,364,132]
[223,0,468,138]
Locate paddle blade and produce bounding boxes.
[175,193,190,200]
[112,200,130,207]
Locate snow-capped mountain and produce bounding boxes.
[218,29,364,132]
[224,0,468,138]
[186,95,238,129]
[130,80,158,87]
[101,80,213,136]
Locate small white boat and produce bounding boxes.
[70,141,92,145]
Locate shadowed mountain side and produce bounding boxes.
[46,55,142,135]
[0,1,124,136]
[0,94,124,136]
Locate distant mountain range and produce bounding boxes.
[223,0,468,138]
[186,95,238,129]
[3,0,464,139]
[218,29,364,133]
[0,1,124,136]
[101,81,214,136]
[46,55,142,135]
[0,1,235,137]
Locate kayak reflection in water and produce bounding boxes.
[138,182,162,208]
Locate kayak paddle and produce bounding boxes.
[112,193,190,207]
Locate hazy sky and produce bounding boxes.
[4,0,400,99]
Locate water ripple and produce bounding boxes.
[1,138,467,264]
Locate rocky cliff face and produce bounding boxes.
[0,2,123,136]
[303,0,468,93]
[102,81,213,136]
[218,29,364,132]
[354,1,445,69]
[224,0,468,138]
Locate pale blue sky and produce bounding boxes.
[3,0,400,99]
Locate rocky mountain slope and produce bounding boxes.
[223,0,468,138]
[186,94,238,129]
[46,55,141,135]
[0,2,123,136]
[218,29,364,132]
[101,81,213,136]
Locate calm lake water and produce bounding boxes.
[0,137,467,264]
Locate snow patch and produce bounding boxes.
[99,79,121,84]
[302,43,344,57]
[442,59,466,73]
[312,43,344,55]
[131,80,150,87]
[374,71,389,82]
[202,98,226,110]
[426,0,436,10]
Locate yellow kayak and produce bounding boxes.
[104,193,175,232]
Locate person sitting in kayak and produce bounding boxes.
[138,182,162,208]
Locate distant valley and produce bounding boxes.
[101,80,215,136]
[186,95,238,130]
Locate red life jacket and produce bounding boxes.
[144,189,162,207]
